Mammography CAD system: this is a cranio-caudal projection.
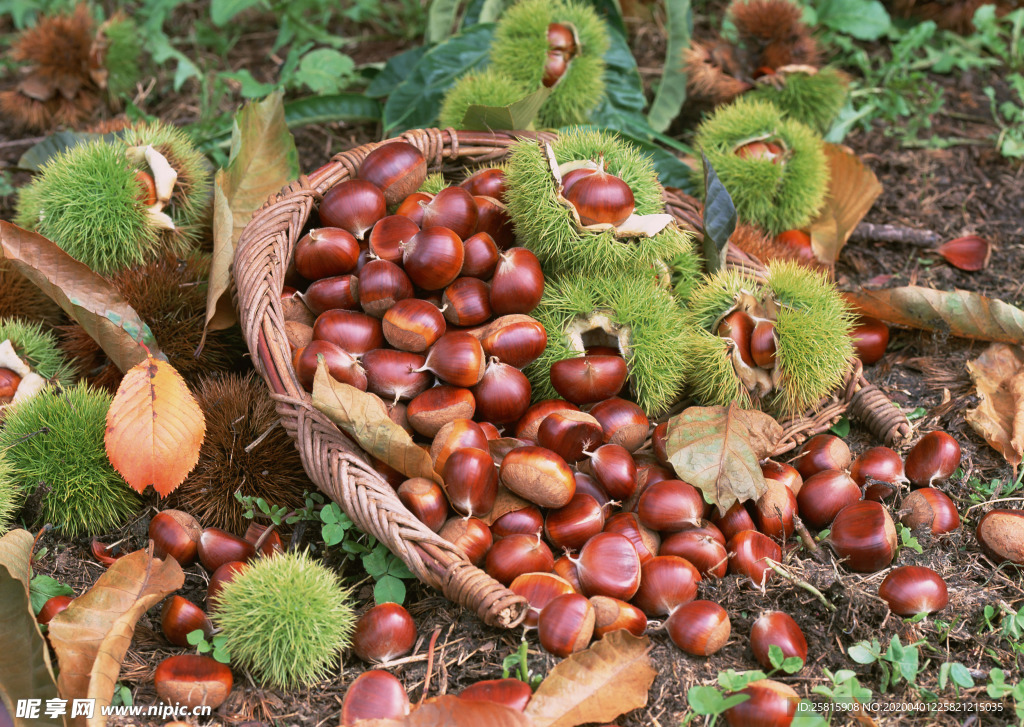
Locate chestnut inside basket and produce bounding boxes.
[232,128,910,628]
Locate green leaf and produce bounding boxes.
[322,523,347,547]
[701,153,737,274]
[601,27,646,116]
[461,86,552,130]
[384,24,494,135]
[687,686,728,715]
[792,705,829,727]
[294,49,356,95]
[782,657,805,674]
[950,662,975,688]
[320,503,339,524]
[363,547,390,579]
[28,574,73,615]
[769,644,785,669]
[387,558,416,580]
[647,0,691,132]
[717,669,766,692]
[848,643,878,664]
[366,46,430,98]
[19,131,120,172]
[427,0,466,43]
[219,70,277,98]
[829,417,851,437]
[374,574,407,605]
[886,636,919,683]
[211,0,263,26]
[815,0,892,40]
[186,629,207,646]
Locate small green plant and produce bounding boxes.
[847,636,924,691]
[987,668,1024,723]
[813,667,873,710]
[110,684,133,708]
[187,629,230,664]
[684,655,806,725]
[502,639,544,689]
[896,523,923,555]
[967,468,1024,504]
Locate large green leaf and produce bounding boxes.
[464,0,506,26]
[701,153,736,274]
[18,132,121,172]
[601,26,646,116]
[461,86,551,130]
[427,0,467,43]
[366,46,429,98]
[647,0,691,132]
[815,0,891,40]
[383,24,494,135]
[210,0,262,26]
[284,93,381,128]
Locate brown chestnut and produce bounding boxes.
[485,532,554,586]
[754,479,797,540]
[150,509,202,566]
[198,527,255,573]
[665,600,730,656]
[319,179,386,240]
[207,560,247,608]
[419,332,485,388]
[293,340,368,393]
[382,298,447,352]
[442,277,492,326]
[537,593,595,657]
[313,309,383,355]
[795,434,851,479]
[459,678,532,712]
[294,227,360,280]
[750,320,777,368]
[490,248,544,316]
[761,459,803,496]
[461,231,500,278]
[589,595,647,638]
[368,214,420,264]
[402,226,465,291]
[976,509,1024,565]
[473,195,516,250]
[901,488,960,535]
[510,571,577,628]
[407,386,475,438]
[460,168,507,203]
[727,530,781,587]
[161,595,213,647]
[395,192,431,226]
[659,530,728,578]
[430,419,489,474]
[37,595,72,625]
[472,358,532,424]
[362,349,432,403]
[537,411,604,463]
[588,397,650,453]
[439,516,492,566]
[154,654,233,710]
[480,316,548,369]
[352,602,417,663]
[852,316,890,365]
[550,355,628,406]
[420,187,478,240]
[905,431,961,488]
[723,679,799,727]
[398,477,450,532]
[878,565,948,616]
[341,670,410,725]
[827,500,897,572]
[545,493,606,551]
[603,512,660,564]
[0,367,22,404]
[514,399,580,442]
[637,479,705,532]
[358,259,414,318]
[358,141,427,206]
[563,164,635,226]
[850,446,907,497]
[302,275,360,316]
[796,469,861,530]
[750,611,807,670]
[631,554,700,617]
[499,446,576,509]
[573,532,642,601]
[442,448,499,517]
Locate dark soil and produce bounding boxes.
[4,7,1024,727]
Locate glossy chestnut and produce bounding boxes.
[491,505,544,539]
[395,192,431,226]
[711,501,757,541]
[750,320,777,368]
[150,509,203,566]
[878,565,948,617]
[442,277,492,326]
[603,512,660,564]
[750,611,807,671]
[419,332,485,388]
[358,259,414,318]
[459,678,532,712]
[563,165,635,226]
[37,595,72,625]
[368,214,420,264]
[573,532,642,601]
[754,480,797,540]
[537,593,595,657]
[358,141,427,206]
[665,600,730,656]
[461,231,500,279]
[294,227,360,280]
[904,431,961,488]
[382,298,446,352]
[588,397,649,453]
[901,488,960,534]
[547,22,576,53]
[439,516,492,566]
[718,310,756,368]
[292,340,367,393]
[198,527,255,573]
[0,367,21,403]
[727,530,781,587]
[244,522,284,556]
[574,472,610,508]
[460,168,508,202]
[161,595,213,647]
[352,602,417,663]
[761,459,803,495]
[543,51,568,87]
[795,434,851,479]
[514,399,580,442]
[485,532,554,586]
[402,226,465,291]
[827,501,897,572]
[852,316,890,365]
[341,670,410,725]
[442,448,499,517]
[420,187,478,240]
[659,530,728,578]
[302,275,361,316]
[431,419,490,475]
[313,309,383,355]
[796,469,862,530]
[398,477,450,532]
[407,386,475,438]
[472,358,532,424]
[510,571,577,628]
[499,446,576,509]
[480,317,548,369]
[586,443,637,501]
[637,479,705,532]
[490,248,544,316]
[975,509,1024,565]
[545,493,606,551]
[723,680,799,727]
[631,555,700,617]
[850,446,907,492]
[550,355,628,406]
[319,180,386,240]
[537,411,604,463]
[207,561,247,608]
[651,421,669,467]
[362,349,431,403]
[154,654,233,710]
[552,554,583,593]
[473,194,515,250]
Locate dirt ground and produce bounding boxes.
[3,7,1024,727]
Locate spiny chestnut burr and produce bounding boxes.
[750,611,807,671]
[603,512,660,563]
[207,561,247,608]
[761,459,803,496]
[368,214,420,264]
[852,316,890,366]
[402,226,465,291]
[754,480,797,540]
[480,315,548,369]
[850,446,907,499]
[904,431,961,488]
[976,509,1024,565]
[398,477,450,532]
[459,678,532,712]
[586,444,637,501]
[545,493,606,551]
[485,532,554,586]
[827,500,897,572]
[563,163,635,226]
[750,320,777,368]
[474,194,516,250]
[382,298,446,352]
[665,600,731,657]
[901,488,960,535]
[588,397,650,453]
[38,595,72,624]
[878,565,948,617]
[341,670,411,725]
[0,367,21,403]
[150,509,202,566]
[442,448,498,517]
[198,527,255,573]
[418,332,485,388]
[500,445,576,509]
[511,571,577,628]
[573,532,642,601]
[490,248,545,316]
[352,602,417,663]
[439,516,492,566]
[472,358,532,424]
[362,349,431,403]
[407,386,475,438]
[358,259,414,318]
[538,411,604,462]
[294,227,361,281]
[461,231,500,279]
[796,469,862,530]
[637,479,705,532]
[710,501,756,541]
[420,187,479,240]
[154,654,233,710]
[659,529,728,578]
[303,275,360,315]
[161,595,213,647]
[723,679,799,727]
[443,277,492,326]
[631,555,700,617]
[313,310,383,356]
[358,141,427,206]
[293,340,367,393]
[319,179,387,240]
[795,434,851,479]
[728,530,782,587]
[537,593,595,657]
[514,399,580,442]
[491,505,544,539]
[590,595,647,637]
[550,355,629,406]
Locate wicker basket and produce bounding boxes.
[233,128,910,629]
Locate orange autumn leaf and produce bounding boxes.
[104,351,205,496]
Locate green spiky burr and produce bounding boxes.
[0,318,72,385]
[101,15,143,99]
[748,67,849,134]
[0,454,22,535]
[439,68,530,129]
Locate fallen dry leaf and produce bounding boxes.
[48,548,183,727]
[0,222,162,373]
[807,143,883,266]
[105,351,206,496]
[0,529,64,727]
[966,343,1024,469]
[844,287,1024,345]
[665,404,783,516]
[311,359,441,485]
[202,92,299,342]
[350,695,532,726]
[524,630,656,727]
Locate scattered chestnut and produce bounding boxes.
[631,555,700,617]
[461,231,500,278]
[659,529,728,578]
[460,168,507,203]
[150,509,202,566]
[442,448,498,517]
[796,469,861,530]
[901,488,960,535]
[588,397,649,453]
[603,512,660,564]
[368,214,420,263]
[37,595,72,625]
[905,431,961,488]
[439,516,492,566]
[352,602,417,663]
[637,480,706,532]
[402,226,465,291]
[480,316,548,369]
[341,670,410,725]
[244,522,284,556]
[510,571,577,628]
[574,472,610,508]
[358,141,427,206]
[754,479,797,540]
[850,446,907,496]
[419,332,485,388]
[362,349,431,403]
[382,298,446,352]
[537,593,595,657]
[490,248,544,316]
[500,446,576,509]
[589,595,647,638]
[420,187,478,240]
[976,509,1024,565]
[586,444,637,500]
[878,565,948,617]
[491,505,544,539]
[550,355,628,406]
[395,192,431,226]
[398,477,450,532]
[431,419,490,476]
[563,163,635,226]
[723,679,799,727]
[537,411,604,463]
[514,399,580,442]
[552,554,583,593]
[90,538,123,567]
[545,493,606,551]
[443,277,492,326]
[652,421,669,467]
[161,595,213,647]
[207,561,248,608]
[485,532,554,586]
[795,434,851,479]
[937,234,992,271]
[407,386,475,438]
[292,340,367,393]
[198,527,255,573]
[851,316,890,365]
[473,194,515,249]
[358,259,414,318]
[459,678,532,712]
[302,274,360,316]
[573,532,642,601]
[319,179,387,240]
[665,600,730,656]
[750,611,807,671]
[761,459,803,495]
[727,530,781,587]
[472,358,532,424]
[294,227,360,280]
[827,501,897,572]
[711,501,757,541]
[154,654,233,710]
[313,310,383,356]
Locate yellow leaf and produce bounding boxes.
[966,343,1024,469]
[104,352,206,496]
[807,144,883,266]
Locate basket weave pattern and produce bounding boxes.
[234,128,909,628]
